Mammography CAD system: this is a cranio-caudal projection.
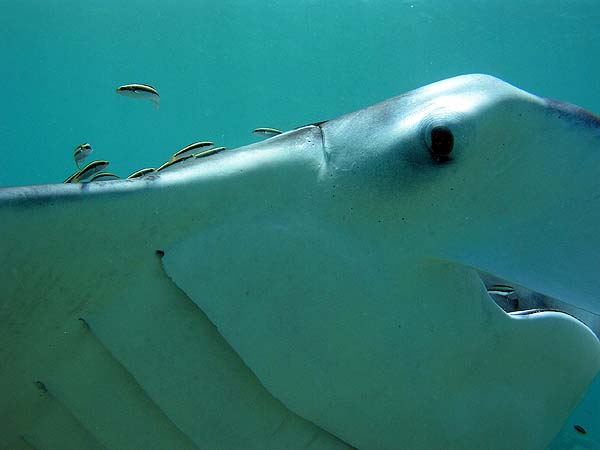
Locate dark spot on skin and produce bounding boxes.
[574,424,587,434]
[156,249,165,257]
[430,126,454,162]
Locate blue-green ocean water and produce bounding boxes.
[2,2,600,448]
[1,0,599,186]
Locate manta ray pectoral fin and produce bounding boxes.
[162,216,600,450]
[0,181,353,449]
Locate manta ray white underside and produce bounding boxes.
[1,74,600,450]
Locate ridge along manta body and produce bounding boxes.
[1,74,599,450]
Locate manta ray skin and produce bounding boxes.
[1,74,599,450]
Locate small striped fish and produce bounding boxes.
[127,168,156,179]
[171,141,214,160]
[89,172,120,182]
[73,143,93,169]
[253,127,283,138]
[116,84,160,110]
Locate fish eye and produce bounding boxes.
[428,126,454,162]
[419,109,466,164]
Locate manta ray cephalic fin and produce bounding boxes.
[162,216,600,450]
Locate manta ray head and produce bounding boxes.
[319,73,600,317]
[161,74,600,450]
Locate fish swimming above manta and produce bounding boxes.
[1,74,600,450]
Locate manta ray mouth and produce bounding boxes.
[480,271,600,337]
[508,308,580,317]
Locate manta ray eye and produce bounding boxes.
[429,126,454,162]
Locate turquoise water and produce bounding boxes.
[2,2,600,449]
[1,0,599,186]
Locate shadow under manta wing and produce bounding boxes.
[162,215,600,450]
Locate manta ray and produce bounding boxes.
[1,74,599,450]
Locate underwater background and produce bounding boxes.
[1,0,600,187]
[1,1,600,448]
